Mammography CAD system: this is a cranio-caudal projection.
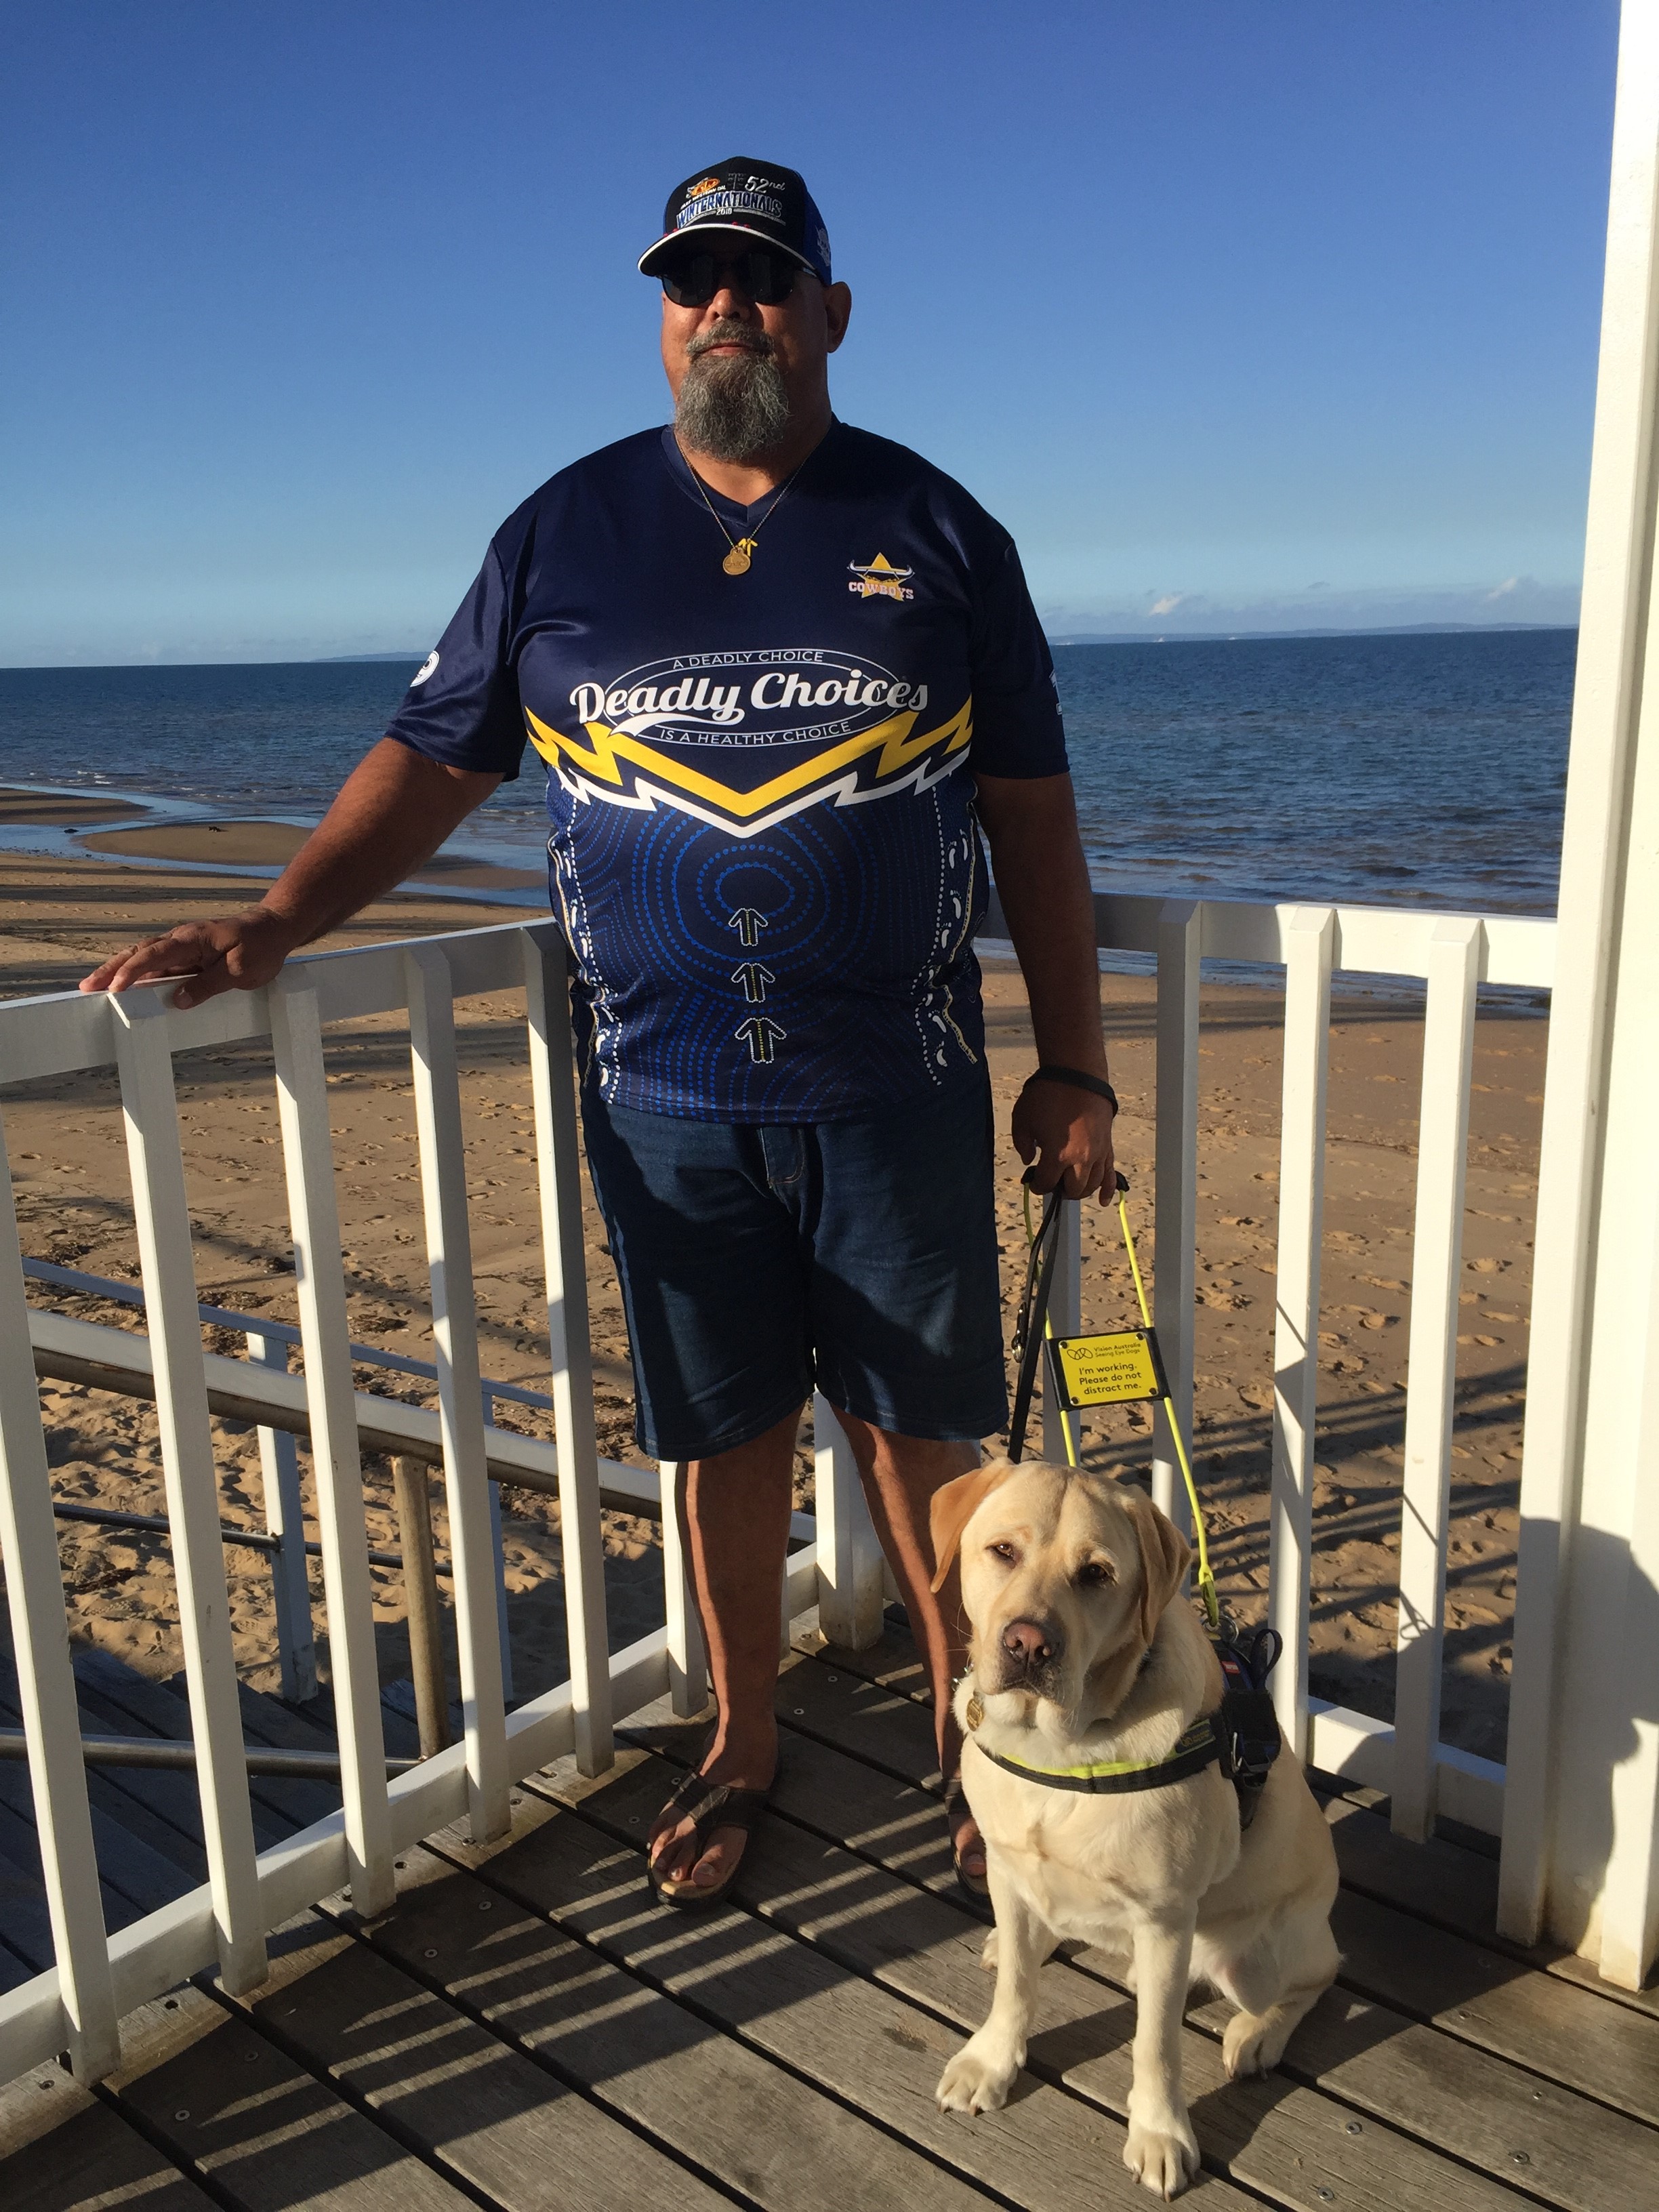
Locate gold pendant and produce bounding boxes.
[722,539,756,576]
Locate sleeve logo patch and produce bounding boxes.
[848,553,914,602]
[411,649,440,687]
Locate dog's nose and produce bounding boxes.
[1002,1619,1055,1668]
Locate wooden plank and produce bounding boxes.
[1331,1885,1659,2125]
[561,1739,1538,2212]
[1393,917,1481,1840]
[626,1701,1659,2211]
[214,1906,729,2212]
[1324,1796,1659,2022]
[392,1801,999,2212]
[497,1765,1246,2212]
[0,1832,63,1974]
[0,1652,212,1879]
[0,1759,186,1930]
[784,1645,1659,2135]
[71,1654,315,1841]
[104,1985,468,2212]
[0,2059,213,2212]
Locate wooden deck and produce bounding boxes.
[4,1624,1658,2212]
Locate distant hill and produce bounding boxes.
[316,651,427,662]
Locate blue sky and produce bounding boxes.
[1,1,1619,664]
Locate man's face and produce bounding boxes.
[659,237,852,462]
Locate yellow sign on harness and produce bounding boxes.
[1048,1326,1167,1411]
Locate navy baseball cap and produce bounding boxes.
[639,158,832,286]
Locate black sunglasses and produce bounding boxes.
[660,246,802,308]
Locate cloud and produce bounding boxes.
[1147,593,1185,616]
[1485,576,1520,600]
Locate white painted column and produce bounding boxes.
[1498,0,1659,1989]
[405,945,510,1843]
[1267,907,1335,1761]
[0,1105,120,2080]
[1151,899,1202,1534]
[112,992,266,1993]
[1391,918,1482,1841]
[245,1333,316,1705]
[813,1391,884,1650]
[523,929,612,1771]
[270,975,394,1915]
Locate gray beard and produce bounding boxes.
[675,350,792,462]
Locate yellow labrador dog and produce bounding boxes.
[932,1458,1338,2199]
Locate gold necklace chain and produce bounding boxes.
[687,457,806,576]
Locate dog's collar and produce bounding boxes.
[968,1712,1223,1795]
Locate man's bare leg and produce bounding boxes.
[829,1411,985,1882]
[647,1406,798,1894]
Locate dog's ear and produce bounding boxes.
[929,1460,1015,1593]
[1123,1486,1191,1648]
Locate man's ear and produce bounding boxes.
[929,1459,1015,1593]
[1122,1487,1191,1647]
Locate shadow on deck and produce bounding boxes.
[4,1626,1657,2212]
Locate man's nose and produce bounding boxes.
[707,284,759,322]
[1002,1618,1059,1668]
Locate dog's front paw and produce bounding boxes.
[1124,2115,1200,2198]
[1223,2007,1287,2080]
[935,2032,1021,2115]
[980,1926,1000,1972]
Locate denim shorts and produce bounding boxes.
[581,1067,1008,1460]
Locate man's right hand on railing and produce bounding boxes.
[77,739,504,1010]
[79,909,304,1009]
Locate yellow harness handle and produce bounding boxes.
[1024,1175,1221,1630]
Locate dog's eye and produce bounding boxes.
[987,1541,1019,1564]
[1076,1559,1116,1586]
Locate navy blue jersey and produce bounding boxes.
[386,422,1066,1120]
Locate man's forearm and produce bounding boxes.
[976,773,1108,1076]
[257,737,503,947]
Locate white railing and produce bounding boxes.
[0,890,1553,2082]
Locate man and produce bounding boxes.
[84,158,1117,1906]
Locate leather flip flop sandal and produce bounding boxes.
[647,1764,772,1911]
[944,1772,990,1902]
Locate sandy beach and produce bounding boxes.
[0,823,1542,1766]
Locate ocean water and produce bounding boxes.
[0,628,1574,917]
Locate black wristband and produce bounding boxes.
[1027,1065,1119,1112]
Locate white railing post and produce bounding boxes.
[1498,0,1659,1987]
[245,1332,316,1705]
[1267,908,1335,1762]
[523,929,613,1774]
[814,1391,884,1649]
[405,945,510,1842]
[0,1106,120,2081]
[481,1387,516,1705]
[1152,899,1202,1535]
[270,975,396,1914]
[659,1463,710,1715]
[111,991,266,1994]
[1391,918,1482,1841]
[1041,1200,1082,1465]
